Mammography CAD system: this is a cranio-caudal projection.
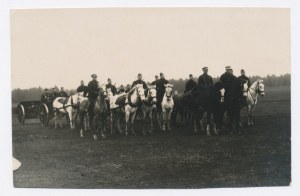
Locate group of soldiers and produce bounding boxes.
[41,66,251,117]
[41,87,68,103]
[185,66,251,93]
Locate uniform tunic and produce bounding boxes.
[77,85,88,96]
[131,79,147,89]
[156,78,169,112]
[198,74,213,88]
[238,75,251,88]
[87,80,100,99]
[106,83,117,95]
[185,79,197,92]
[220,72,236,91]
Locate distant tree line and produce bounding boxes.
[11,74,290,103]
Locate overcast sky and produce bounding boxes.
[11,8,290,89]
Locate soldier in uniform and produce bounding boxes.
[106,78,117,96]
[117,85,125,94]
[184,74,197,93]
[87,74,100,118]
[220,66,236,91]
[238,69,251,88]
[150,75,159,86]
[52,87,60,98]
[125,84,131,93]
[198,67,213,88]
[41,88,53,103]
[156,72,169,112]
[59,87,68,97]
[77,80,88,97]
[131,73,147,89]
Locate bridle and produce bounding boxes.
[248,81,264,104]
[165,87,173,101]
[144,89,157,106]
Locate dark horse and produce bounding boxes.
[173,81,225,135]
[78,88,108,140]
[223,78,244,134]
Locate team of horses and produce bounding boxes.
[51,79,265,140]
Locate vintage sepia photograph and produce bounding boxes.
[10,7,291,189]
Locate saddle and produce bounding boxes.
[57,98,68,105]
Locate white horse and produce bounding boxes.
[160,84,174,131]
[141,85,157,135]
[245,79,265,126]
[52,92,84,129]
[106,88,126,135]
[124,84,146,135]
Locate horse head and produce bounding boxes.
[214,81,225,103]
[164,84,174,101]
[257,80,265,97]
[147,85,157,104]
[71,92,84,109]
[135,84,146,101]
[242,82,248,97]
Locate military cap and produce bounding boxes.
[160,72,164,76]
[225,66,231,70]
[189,74,193,77]
[202,67,208,71]
[138,73,142,77]
[91,74,97,78]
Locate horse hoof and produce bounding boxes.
[93,135,98,140]
[214,130,218,135]
[207,130,211,136]
[101,134,106,139]
[80,134,84,138]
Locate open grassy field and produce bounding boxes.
[12,86,290,188]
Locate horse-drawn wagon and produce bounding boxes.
[16,100,41,125]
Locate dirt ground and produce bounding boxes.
[12,86,291,188]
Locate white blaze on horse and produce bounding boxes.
[161,84,174,131]
[106,87,126,135]
[245,79,265,126]
[52,92,84,129]
[124,84,146,135]
[140,85,157,135]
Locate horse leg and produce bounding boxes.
[110,111,114,135]
[161,110,166,132]
[93,115,98,141]
[100,113,106,139]
[206,111,211,136]
[115,111,122,135]
[167,110,172,131]
[131,112,137,136]
[250,106,255,126]
[149,110,154,134]
[54,111,58,129]
[58,113,63,128]
[142,111,147,136]
[192,112,198,133]
[125,111,130,136]
[79,112,84,138]
[247,105,251,126]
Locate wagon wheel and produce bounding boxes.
[39,103,50,127]
[16,104,25,125]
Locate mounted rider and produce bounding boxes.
[77,80,88,97]
[198,66,213,88]
[106,78,117,96]
[87,74,100,118]
[41,88,53,104]
[52,87,60,98]
[59,87,68,97]
[238,69,251,88]
[220,66,237,92]
[238,69,251,106]
[131,73,147,89]
[184,74,197,93]
[156,72,169,112]
[150,75,159,86]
